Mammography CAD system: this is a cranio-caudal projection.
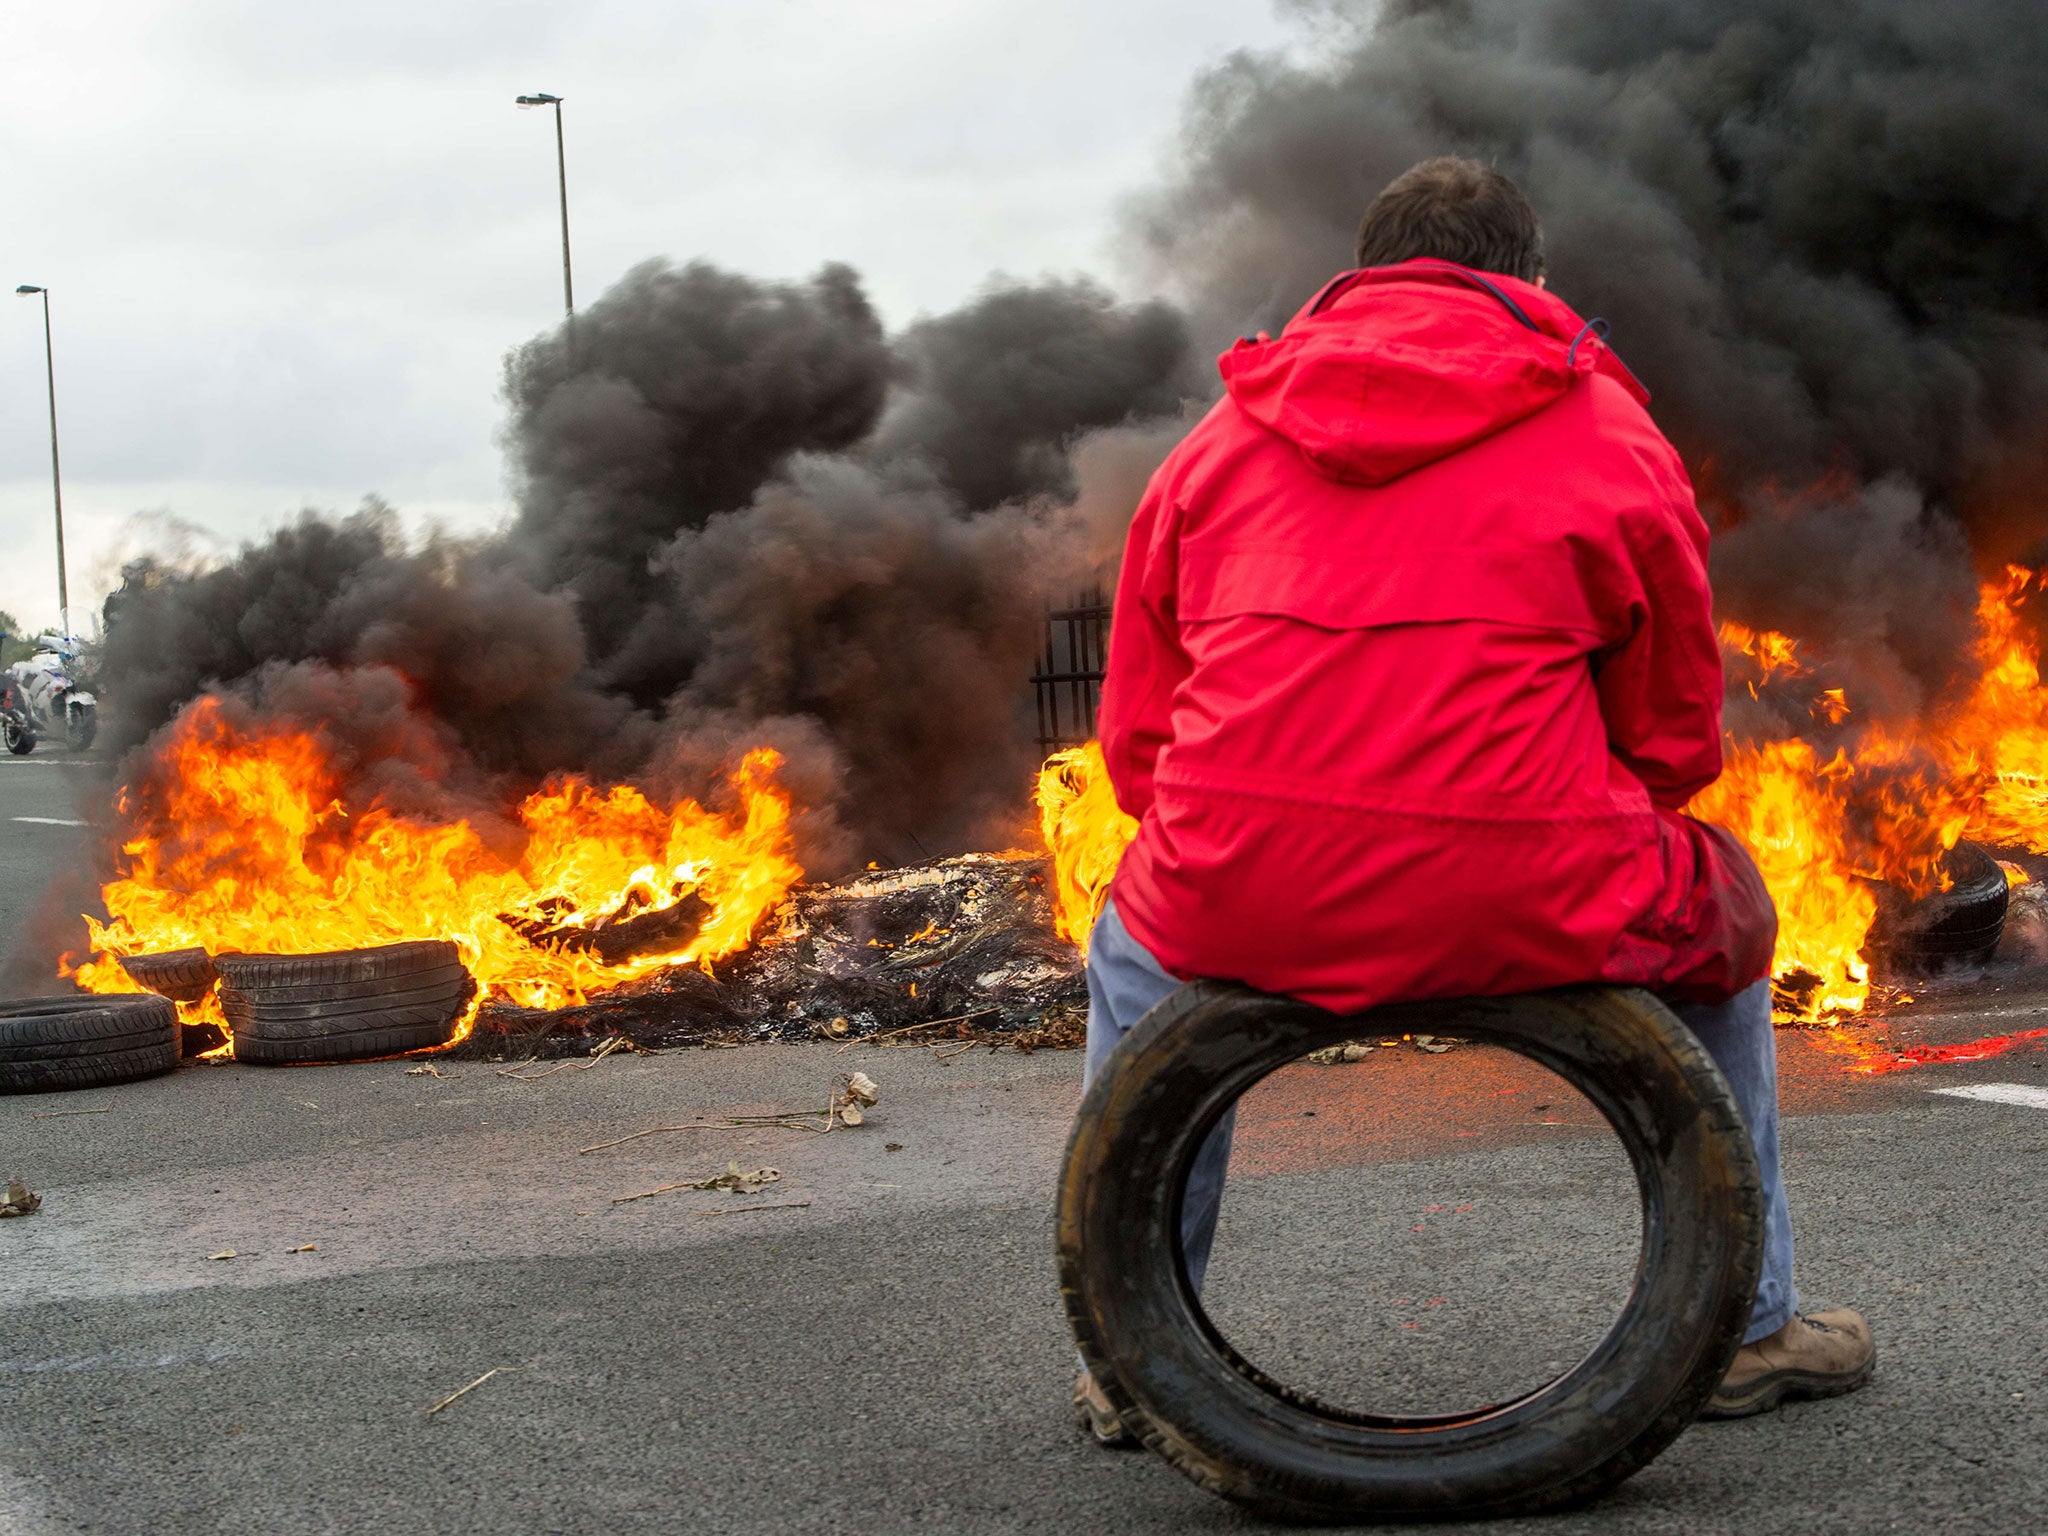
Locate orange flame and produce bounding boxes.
[1946,566,2048,854]
[1720,620,1808,694]
[1036,570,2048,1035]
[69,697,802,1041]
[1688,737,1878,1018]
[1695,567,2048,1020]
[1033,741,1137,956]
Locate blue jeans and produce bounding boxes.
[1083,899,1798,1345]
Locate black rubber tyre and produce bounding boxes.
[2,716,33,755]
[1873,841,2009,970]
[1058,983,1763,1523]
[65,702,97,752]
[0,995,181,1093]
[118,949,226,1055]
[215,941,475,1064]
[120,948,220,1003]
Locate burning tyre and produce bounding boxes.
[216,941,476,1064]
[119,949,229,1056]
[0,995,180,1093]
[1058,984,1762,1522]
[119,947,220,1003]
[1872,840,2011,972]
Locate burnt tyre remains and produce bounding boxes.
[1058,984,1763,1522]
[216,941,476,1064]
[0,995,181,1093]
[1871,840,2010,972]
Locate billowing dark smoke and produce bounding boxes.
[97,501,651,783]
[69,259,1184,959]
[503,261,898,694]
[871,277,1195,509]
[499,263,1189,711]
[635,424,1189,856]
[1133,0,2048,720]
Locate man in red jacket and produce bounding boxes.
[1074,157,1872,1443]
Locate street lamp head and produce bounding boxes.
[515,93,562,108]
[15,285,44,295]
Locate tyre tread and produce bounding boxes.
[0,1038,180,1093]
[213,942,462,991]
[1058,982,1764,1521]
[231,1019,457,1064]
[0,995,178,1056]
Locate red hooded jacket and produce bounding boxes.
[1100,260,1776,1011]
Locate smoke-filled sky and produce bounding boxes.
[0,0,1298,633]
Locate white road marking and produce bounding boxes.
[1930,1083,2048,1109]
[10,816,87,827]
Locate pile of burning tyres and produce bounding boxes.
[1699,567,2048,1035]
[67,699,808,1055]
[1039,566,2048,1075]
[2,689,1092,1091]
[6,567,2048,1095]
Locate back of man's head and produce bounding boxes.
[1354,157,1545,284]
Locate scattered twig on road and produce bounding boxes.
[403,1064,460,1080]
[834,1009,997,1054]
[695,1200,812,1219]
[611,1179,698,1206]
[498,1034,639,1081]
[422,1366,524,1417]
[582,1108,839,1152]
[580,1073,879,1153]
[29,1105,111,1119]
[611,1162,781,1205]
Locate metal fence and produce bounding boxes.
[1031,589,1111,753]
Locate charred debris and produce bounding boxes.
[452,851,1087,1060]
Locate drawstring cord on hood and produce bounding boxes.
[1301,264,1632,383]
[1233,261,1653,438]
[1568,317,1612,370]
[1306,263,1544,334]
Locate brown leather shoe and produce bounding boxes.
[1702,1309,1875,1420]
[1073,1369,1138,1448]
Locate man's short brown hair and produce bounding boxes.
[1354,157,1545,283]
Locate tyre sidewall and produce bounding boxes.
[1058,984,1763,1521]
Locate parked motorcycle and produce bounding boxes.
[1,633,97,753]
[0,674,33,756]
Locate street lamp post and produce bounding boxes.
[14,285,69,641]
[514,93,575,350]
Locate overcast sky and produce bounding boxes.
[0,0,1302,635]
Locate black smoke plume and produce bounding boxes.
[1134,0,2048,720]
[502,260,898,696]
[871,277,1196,509]
[60,260,1187,977]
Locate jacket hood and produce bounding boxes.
[1217,259,1649,487]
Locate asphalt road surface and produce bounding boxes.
[4,752,2047,1535]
